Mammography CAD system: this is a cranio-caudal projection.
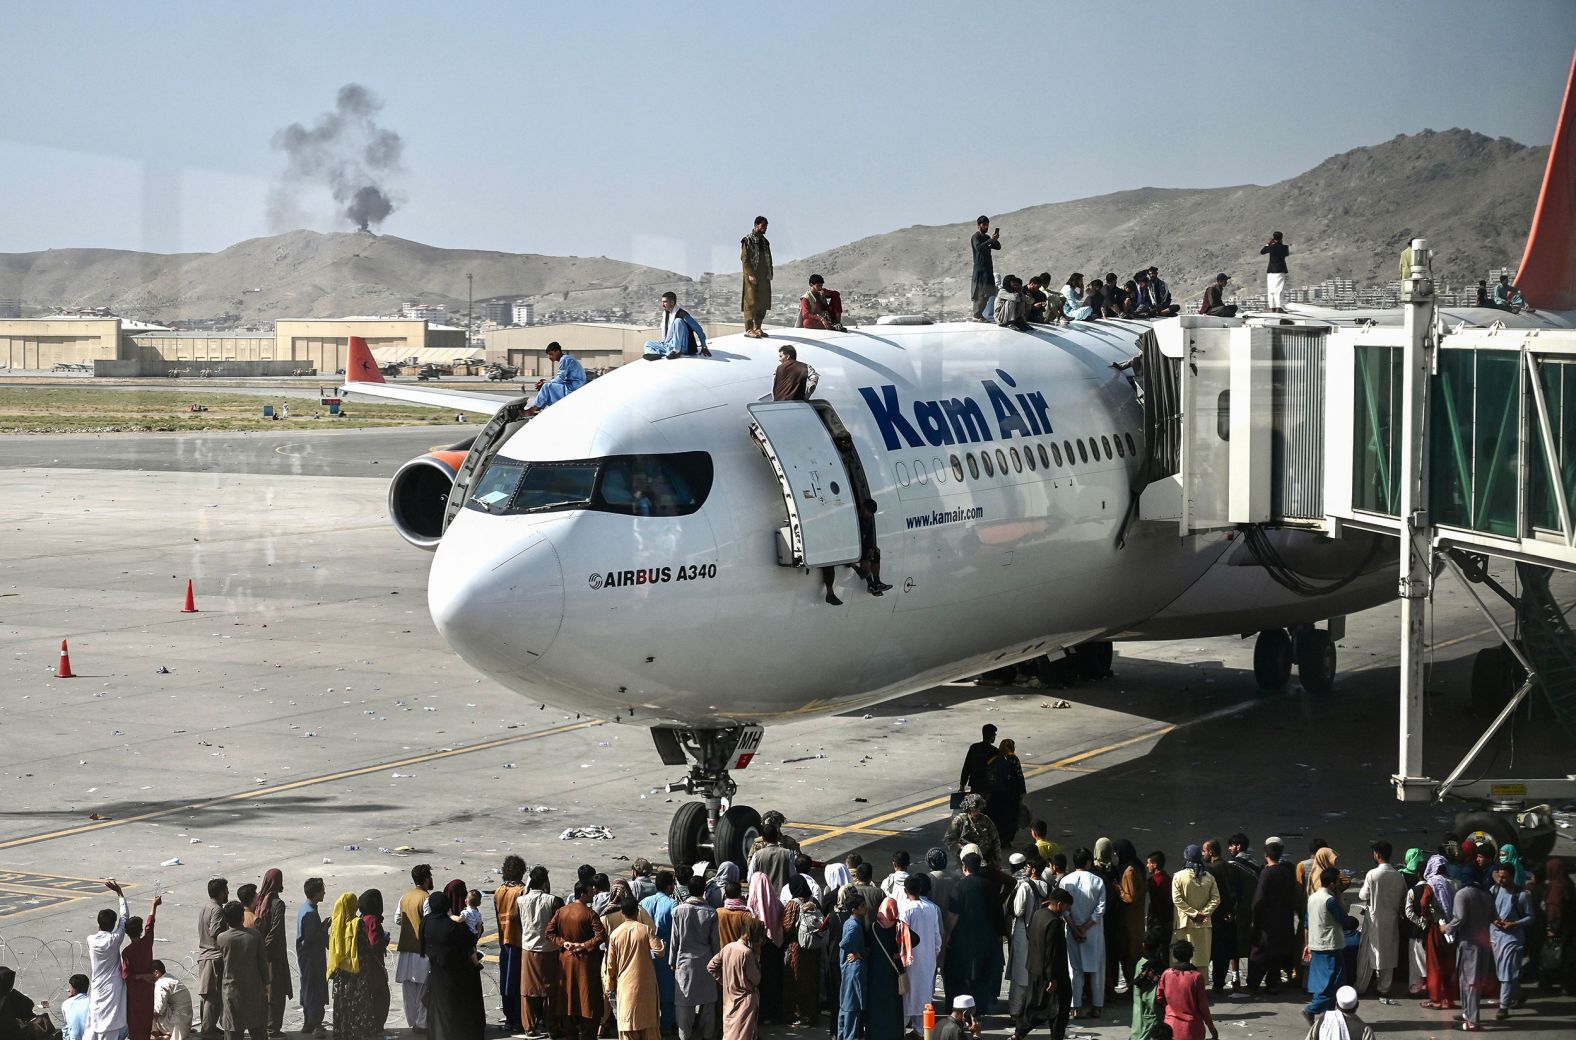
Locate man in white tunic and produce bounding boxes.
[1004,855,1049,1025]
[86,880,129,1040]
[895,874,943,1036]
[1358,839,1408,1000]
[1062,849,1107,1017]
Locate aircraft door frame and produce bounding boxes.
[747,400,865,568]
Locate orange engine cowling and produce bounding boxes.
[388,449,470,550]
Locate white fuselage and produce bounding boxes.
[426,321,1392,728]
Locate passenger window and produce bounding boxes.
[1040,444,1052,468]
[1101,435,1112,459]
[1076,440,1089,464]
[952,454,965,481]
[896,461,911,487]
[1114,435,1125,459]
[995,448,1008,474]
[1010,447,1023,473]
[982,452,995,477]
[966,453,979,479]
[1064,440,1076,465]
[1023,446,1036,472]
[1051,443,1063,466]
[915,460,929,485]
[1125,432,1138,456]
[934,457,947,484]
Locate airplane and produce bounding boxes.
[341,53,1576,870]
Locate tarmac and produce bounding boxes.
[0,424,1572,1040]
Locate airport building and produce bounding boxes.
[486,320,747,375]
[0,316,466,375]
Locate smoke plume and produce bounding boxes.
[268,84,403,232]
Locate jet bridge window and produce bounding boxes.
[466,452,713,517]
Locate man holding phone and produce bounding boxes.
[970,217,1001,322]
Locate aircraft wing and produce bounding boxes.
[339,379,513,416]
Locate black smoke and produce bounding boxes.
[269,84,403,232]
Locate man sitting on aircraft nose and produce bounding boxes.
[798,274,846,331]
[643,292,710,360]
[995,276,1032,331]
[523,342,586,417]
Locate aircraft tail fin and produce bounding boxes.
[346,336,385,383]
[1515,48,1576,310]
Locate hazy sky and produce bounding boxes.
[3,1,1573,274]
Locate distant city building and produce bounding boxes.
[401,300,449,321]
[483,300,513,326]
[512,301,536,326]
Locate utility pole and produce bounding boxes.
[467,272,474,348]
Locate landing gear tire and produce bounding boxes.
[1455,809,1516,856]
[1469,646,1520,715]
[1253,629,1293,692]
[1074,641,1114,680]
[711,804,762,870]
[1296,630,1337,695]
[668,801,710,870]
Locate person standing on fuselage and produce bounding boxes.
[1261,232,1290,312]
[970,217,1001,322]
[742,217,773,338]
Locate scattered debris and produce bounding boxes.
[1041,699,1072,709]
[518,805,559,814]
[160,857,182,867]
[559,826,615,841]
[156,666,170,674]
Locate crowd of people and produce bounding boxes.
[4,805,1570,1040]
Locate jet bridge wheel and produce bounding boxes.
[710,804,762,871]
[1252,629,1293,692]
[1296,629,1337,695]
[668,802,711,870]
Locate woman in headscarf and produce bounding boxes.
[818,884,847,1036]
[423,884,484,1040]
[1171,846,1218,972]
[1417,855,1458,1009]
[248,868,292,1036]
[1497,844,1529,887]
[1092,838,1123,999]
[781,875,822,1027]
[1538,856,1574,993]
[356,891,391,1037]
[1401,848,1429,996]
[864,899,907,1040]
[329,893,368,1040]
[984,739,1027,845]
[706,862,740,910]
[1111,839,1147,992]
[746,871,785,1023]
[1305,847,1342,898]
[0,966,37,1040]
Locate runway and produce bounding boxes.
[0,425,1571,1040]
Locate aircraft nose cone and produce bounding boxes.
[428,521,564,681]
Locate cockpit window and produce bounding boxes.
[466,452,713,518]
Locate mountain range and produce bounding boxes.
[0,128,1548,323]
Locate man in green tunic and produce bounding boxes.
[741,216,773,338]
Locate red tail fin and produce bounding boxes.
[346,336,385,383]
[1515,49,1576,310]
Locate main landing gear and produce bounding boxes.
[651,725,765,870]
[1252,622,1340,694]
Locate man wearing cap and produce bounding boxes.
[936,995,981,1040]
[1199,274,1238,318]
[1005,857,1049,1030]
[749,811,802,858]
[1307,986,1374,1040]
[1014,888,1071,1040]
[969,217,1001,322]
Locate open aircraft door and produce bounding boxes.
[747,401,863,568]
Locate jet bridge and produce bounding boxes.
[1132,239,1576,857]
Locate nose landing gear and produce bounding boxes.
[652,725,764,870]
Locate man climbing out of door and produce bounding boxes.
[851,498,892,596]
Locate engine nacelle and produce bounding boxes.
[388,449,470,550]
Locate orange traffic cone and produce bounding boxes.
[57,638,75,678]
[181,579,197,613]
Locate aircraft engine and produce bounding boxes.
[387,449,469,550]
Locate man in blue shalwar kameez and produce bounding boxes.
[643,292,710,360]
[525,342,585,416]
[1490,864,1532,1021]
[837,894,868,1040]
[640,872,680,1033]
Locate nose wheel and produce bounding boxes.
[653,724,765,870]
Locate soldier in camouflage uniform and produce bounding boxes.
[944,794,1002,869]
